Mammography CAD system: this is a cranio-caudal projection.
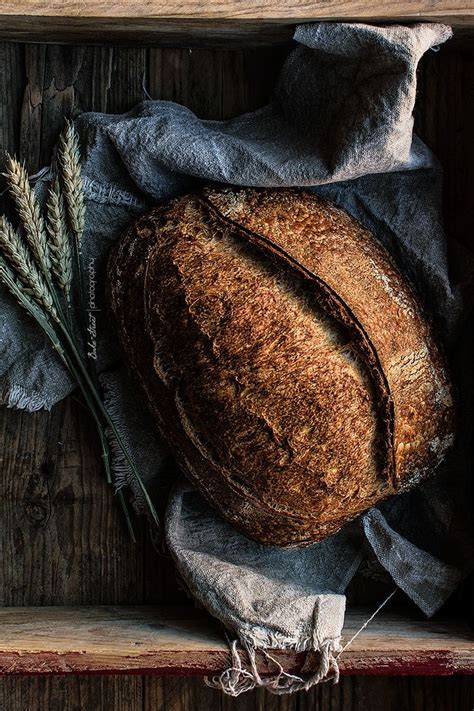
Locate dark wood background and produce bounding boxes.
[0,36,473,710]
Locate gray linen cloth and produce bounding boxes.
[1,22,473,694]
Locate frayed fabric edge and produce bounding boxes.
[205,635,341,696]
[104,421,143,507]
[102,422,146,514]
[1,383,53,412]
[99,373,147,511]
[204,591,398,697]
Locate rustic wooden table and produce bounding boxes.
[0,32,473,710]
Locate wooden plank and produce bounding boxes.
[0,24,469,51]
[145,676,220,711]
[0,676,143,711]
[148,48,224,119]
[0,402,145,606]
[0,2,472,47]
[0,43,146,610]
[0,675,471,711]
[0,42,150,710]
[415,47,474,251]
[0,606,472,676]
[106,47,148,113]
[0,42,23,159]
[298,676,474,710]
[0,0,472,23]
[145,675,474,711]
[1,0,473,21]
[0,19,293,48]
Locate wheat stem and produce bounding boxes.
[56,123,156,529]
[55,316,161,531]
[0,256,136,539]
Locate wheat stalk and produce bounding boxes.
[57,120,88,348]
[3,155,52,276]
[0,130,160,540]
[1,254,136,536]
[0,216,58,319]
[46,176,73,298]
[58,120,85,245]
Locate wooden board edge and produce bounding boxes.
[0,606,473,676]
[1,649,474,677]
[0,16,473,48]
[2,656,474,677]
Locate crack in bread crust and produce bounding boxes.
[198,192,396,491]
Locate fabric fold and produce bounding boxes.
[167,482,353,695]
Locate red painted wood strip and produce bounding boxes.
[0,606,472,676]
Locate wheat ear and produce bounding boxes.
[58,120,85,245]
[3,155,52,276]
[46,176,73,298]
[57,120,88,347]
[0,216,58,319]
[0,254,66,352]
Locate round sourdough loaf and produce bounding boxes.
[107,187,455,547]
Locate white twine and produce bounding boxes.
[337,588,398,659]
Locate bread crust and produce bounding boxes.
[107,187,455,547]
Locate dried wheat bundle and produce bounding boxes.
[0,123,159,541]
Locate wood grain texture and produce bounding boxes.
[0,675,472,711]
[0,676,143,711]
[0,43,23,159]
[298,676,474,710]
[146,676,474,710]
[0,1,472,47]
[0,606,473,676]
[415,48,474,251]
[0,42,146,610]
[0,1,471,21]
[0,401,144,606]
